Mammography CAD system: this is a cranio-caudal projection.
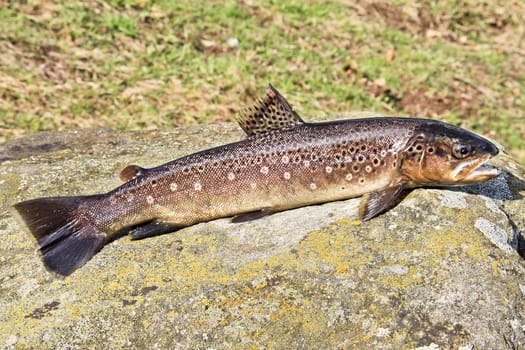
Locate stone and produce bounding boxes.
[0,124,524,349]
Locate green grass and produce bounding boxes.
[0,0,524,163]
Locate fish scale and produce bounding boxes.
[11,84,500,276]
[103,121,404,228]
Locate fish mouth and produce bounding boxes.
[453,155,500,183]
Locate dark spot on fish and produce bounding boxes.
[416,144,423,151]
[373,158,380,166]
[436,148,447,156]
[151,179,157,186]
[361,145,367,151]
[427,146,434,154]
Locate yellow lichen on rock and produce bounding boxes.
[1,127,525,349]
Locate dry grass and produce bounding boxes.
[1,0,524,162]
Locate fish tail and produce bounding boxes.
[11,195,107,276]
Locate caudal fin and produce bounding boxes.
[11,196,107,276]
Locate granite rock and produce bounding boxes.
[1,125,524,349]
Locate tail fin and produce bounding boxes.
[11,196,107,276]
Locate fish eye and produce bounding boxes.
[452,144,472,159]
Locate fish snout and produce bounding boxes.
[481,141,499,156]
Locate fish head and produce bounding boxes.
[399,121,500,186]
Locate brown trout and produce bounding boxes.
[12,85,500,276]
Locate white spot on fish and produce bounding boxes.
[146,195,154,204]
[325,166,333,174]
[283,172,291,180]
[170,182,178,192]
[260,166,269,175]
[126,193,134,202]
[281,155,289,164]
[358,177,365,184]
[344,156,353,163]
[303,160,310,167]
[365,165,372,173]
[309,182,317,190]
[194,182,202,191]
[345,173,353,181]
[380,150,387,157]
[227,172,235,181]
[250,182,257,189]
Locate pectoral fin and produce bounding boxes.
[231,208,275,223]
[359,181,408,221]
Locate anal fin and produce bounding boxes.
[129,221,181,240]
[231,208,274,223]
[359,181,408,221]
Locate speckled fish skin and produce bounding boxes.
[11,84,500,276]
[102,119,425,230]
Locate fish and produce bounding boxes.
[11,84,501,276]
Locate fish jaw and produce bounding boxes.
[450,154,501,184]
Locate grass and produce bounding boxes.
[0,0,524,163]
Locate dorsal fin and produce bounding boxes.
[119,165,146,182]
[236,84,304,136]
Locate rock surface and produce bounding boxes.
[1,124,525,349]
